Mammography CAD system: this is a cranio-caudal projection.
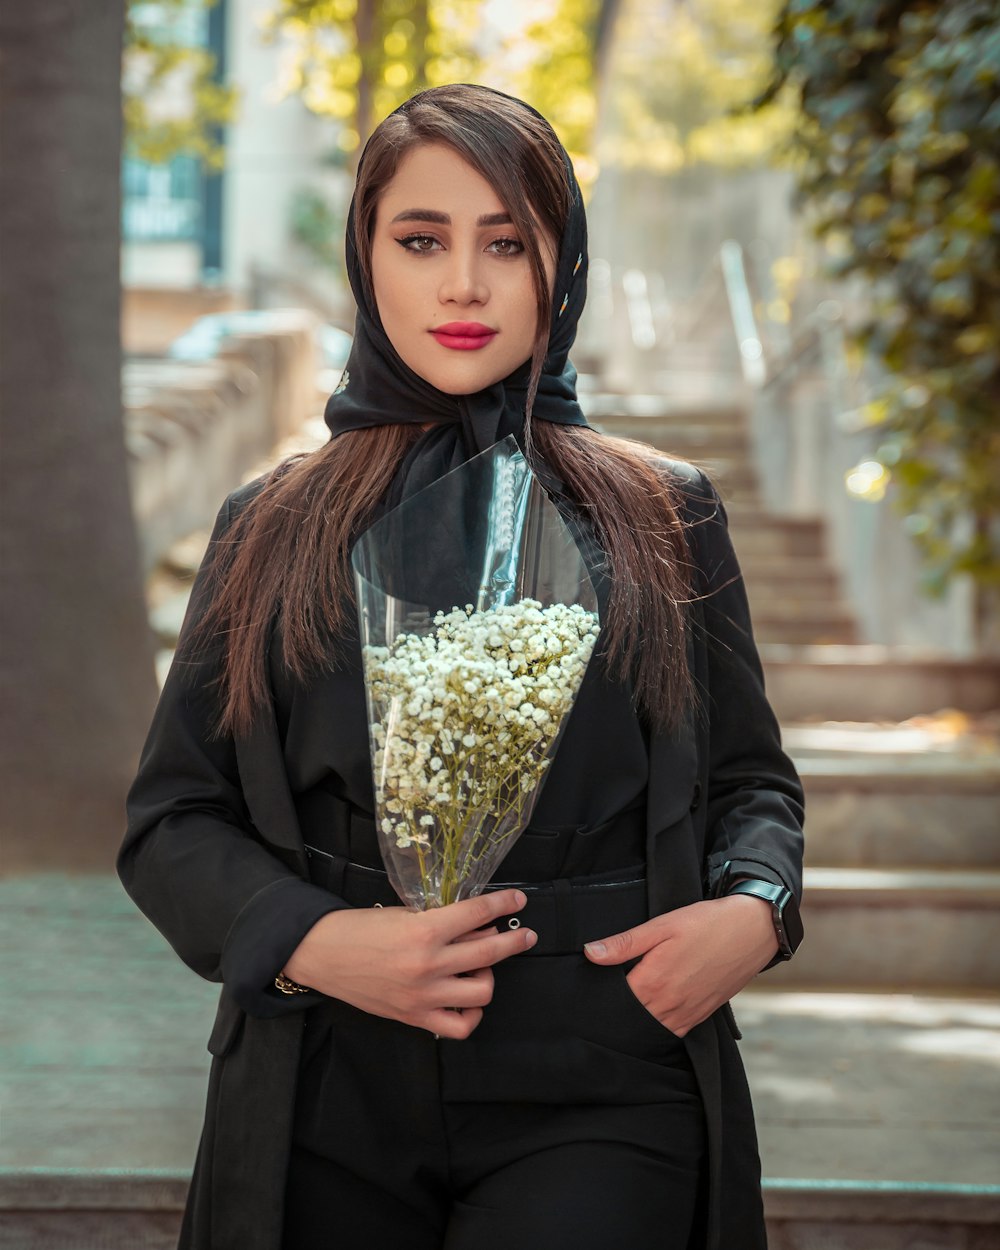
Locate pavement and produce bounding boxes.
[2,873,999,1188]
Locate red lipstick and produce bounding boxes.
[430,321,498,351]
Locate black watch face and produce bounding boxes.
[733,880,802,956]
[781,894,804,953]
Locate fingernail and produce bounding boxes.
[585,941,606,957]
[523,928,537,948]
[514,890,527,907]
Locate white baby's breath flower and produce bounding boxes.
[362,597,599,905]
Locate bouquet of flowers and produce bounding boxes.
[352,436,600,909]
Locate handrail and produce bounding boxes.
[717,238,870,427]
[719,240,766,386]
[585,242,869,416]
[622,268,657,350]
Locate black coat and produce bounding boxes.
[118,459,804,1250]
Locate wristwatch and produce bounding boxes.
[725,878,803,966]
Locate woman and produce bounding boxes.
[118,84,804,1250]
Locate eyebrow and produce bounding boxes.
[389,209,513,227]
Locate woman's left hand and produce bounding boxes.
[583,896,779,1037]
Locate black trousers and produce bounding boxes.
[281,946,707,1249]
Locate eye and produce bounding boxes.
[487,237,525,258]
[397,234,441,254]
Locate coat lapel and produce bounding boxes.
[235,698,309,877]
[645,710,725,1250]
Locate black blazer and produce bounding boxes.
[118,460,804,1250]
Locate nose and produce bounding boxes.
[438,245,488,306]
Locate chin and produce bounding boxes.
[436,380,495,396]
[420,370,508,396]
[399,349,529,397]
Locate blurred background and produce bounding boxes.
[1,1,998,1246]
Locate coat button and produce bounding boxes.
[690,781,703,811]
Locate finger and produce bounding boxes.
[584,925,656,964]
[440,924,536,974]
[437,966,494,1010]
[427,889,527,943]
[426,1005,483,1040]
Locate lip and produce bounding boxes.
[430,322,498,351]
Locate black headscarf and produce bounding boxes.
[323,86,592,503]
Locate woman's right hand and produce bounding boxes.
[281,889,535,1039]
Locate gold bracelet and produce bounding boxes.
[275,971,311,995]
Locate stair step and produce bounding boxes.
[762,648,1000,721]
[600,425,749,454]
[753,618,859,646]
[726,503,817,524]
[591,419,749,454]
[763,1180,1000,1249]
[716,490,763,511]
[770,868,1000,989]
[4,877,999,1244]
[4,990,997,1248]
[0,1171,185,1250]
[740,559,839,587]
[734,534,826,560]
[793,752,1000,867]
[580,394,747,426]
[745,572,841,600]
[757,629,859,647]
[737,987,1000,1200]
[11,1171,990,1250]
[690,459,758,489]
[730,522,826,560]
[746,591,854,621]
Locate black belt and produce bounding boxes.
[303,846,647,956]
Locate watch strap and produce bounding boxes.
[725,878,802,962]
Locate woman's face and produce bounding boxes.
[370,143,557,395]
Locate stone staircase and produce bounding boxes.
[584,396,859,646]
[2,391,997,1249]
[586,391,1000,1246]
[778,726,1000,992]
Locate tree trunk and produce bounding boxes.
[353,0,378,168]
[411,0,430,93]
[593,0,623,139]
[0,0,158,872]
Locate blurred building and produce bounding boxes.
[123,0,348,354]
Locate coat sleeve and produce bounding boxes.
[682,469,805,905]
[117,492,350,1018]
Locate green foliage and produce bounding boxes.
[124,0,239,168]
[264,0,481,160]
[289,186,345,274]
[757,0,1000,590]
[599,0,799,172]
[264,0,616,178]
[508,0,603,170]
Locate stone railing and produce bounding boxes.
[124,309,319,571]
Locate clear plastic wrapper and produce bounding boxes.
[352,435,600,908]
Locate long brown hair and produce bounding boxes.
[186,87,696,737]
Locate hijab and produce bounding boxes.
[322,87,592,504]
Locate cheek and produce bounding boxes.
[370,247,410,336]
[511,276,541,350]
[371,265,391,326]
